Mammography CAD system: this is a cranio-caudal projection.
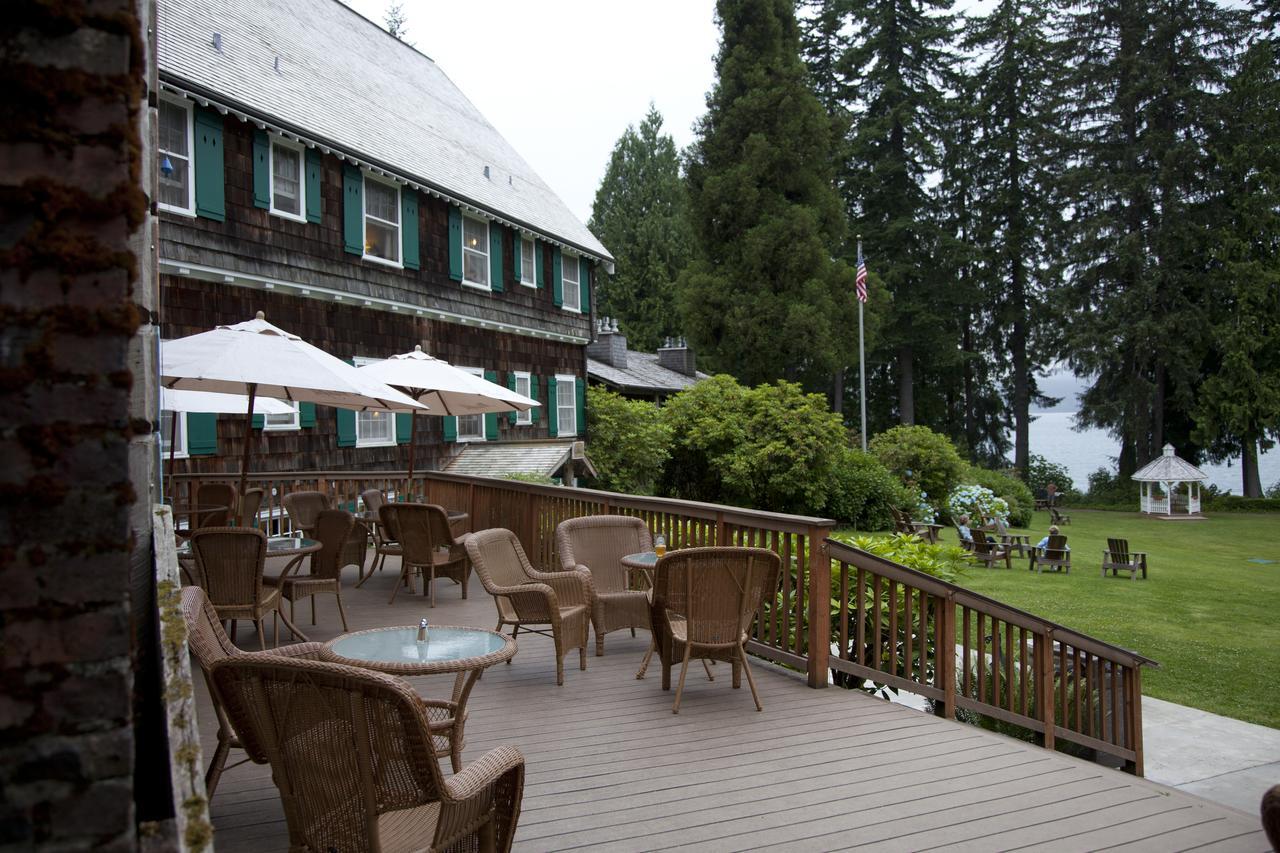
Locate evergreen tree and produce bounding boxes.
[383,3,410,42]
[678,0,854,390]
[588,106,692,352]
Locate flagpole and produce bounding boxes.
[858,235,868,452]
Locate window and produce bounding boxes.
[263,401,300,431]
[456,366,486,439]
[270,138,305,221]
[160,410,188,458]
[353,357,396,446]
[519,237,536,287]
[556,374,577,437]
[462,216,489,288]
[157,97,194,215]
[514,371,532,425]
[363,175,401,266]
[562,253,581,311]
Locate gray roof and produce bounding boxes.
[588,353,708,394]
[157,0,611,262]
[1132,444,1208,482]
[443,441,594,479]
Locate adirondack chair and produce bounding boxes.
[1050,506,1071,526]
[971,530,1012,569]
[1102,538,1148,580]
[1030,534,1071,574]
[890,507,915,536]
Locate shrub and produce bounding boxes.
[966,465,1035,527]
[500,472,556,486]
[947,484,1009,526]
[825,448,913,530]
[1266,481,1280,499]
[585,386,671,495]
[1083,468,1140,507]
[831,532,970,583]
[869,425,966,515]
[659,374,748,502]
[1203,495,1280,512]
[1025,453,1075,496]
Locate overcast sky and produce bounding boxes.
[341,0,720,224]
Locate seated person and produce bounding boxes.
[956,514,974,543]
[1035,525,1069,552]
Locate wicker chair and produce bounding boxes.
[179,586,324,796]
[971,530,1013,569]
[360,488,400,581]
[464,528,592,685]
[210,655,525,852]
[555,515,651,656]
[645,547,781,714]
[195,482,237,528]
[385,503,470,607]
[190,526,284,649]
[283,490,330,537]
[238,487,264,529]
[1102,537,1148,580]
[1030,534,1071,574]
[1263,784,1280,852]
[266,509,355,630]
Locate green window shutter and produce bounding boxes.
[186,413,218,456]
[443,416,458,443]
[529,375,540,423]
[336,409,356,447]
[512,234,523,284]
[535,239,545,289]
[546,376,558,437]
[401,189,420,270]
[507,373,517,425]
[484,370,499,439]
[299,402,317,427]
[193,108,225,222]
[447,206,463,281]
[489,224,504,292]
[251,413,265,430]
[552,247,563,307]
[252,130,271,209]
[342,165,363,255]
[580,258,591,314]
[305,149,322,223]
[395,412,413,444]
[576,377,586,439]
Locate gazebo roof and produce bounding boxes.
[1132,444,1208,482]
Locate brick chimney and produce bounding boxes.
[658,336,697,377]
[587,317,628,369]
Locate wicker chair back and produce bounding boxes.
[195,482,237,528]
[555,515,651,594]
[653,547,779,648]
[238,488,264,529]
[283,490,329,535]
[191,527,267,608]
[312,510,357,581]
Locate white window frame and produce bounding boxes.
[157,95,195,217]
[455,366,487,440]
[362,172,403,268]
[262,401,301,431]
[269,136,307,223]
[562,252,581,313]
[462,215,490,291]
[160,410,189,459]
[556,373,577,437]
[519,236,537,288]
[353,357,397,447]
[514,371,532,425]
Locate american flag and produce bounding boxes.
[855,249,868,304]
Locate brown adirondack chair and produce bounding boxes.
[971,530,1012,569]
[1102,538,1148,580]
[1030,534,1071,574]
[1050,506,1071,526]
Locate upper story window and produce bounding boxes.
[363,175,401,266]
[159,410,188,458]
[263,401,300,431]
[352,357,396,446]
[456,366,486,440]
[556,374,577,436]
[519,237,536,287]
[270,138,306,222]
[513,371,532,425]
[463,216,489,288]
[157,96,194,216]
[562,253,581,312]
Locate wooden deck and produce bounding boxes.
[199,558,1269,852]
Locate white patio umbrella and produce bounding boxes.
[161,312,426,496]
[159,388,295,499]
[356,345,539,487]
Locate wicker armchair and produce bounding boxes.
[238,487,264,529]
[645,547,780,714]
[555,515,652,656]
[210,655,525,852]
[360,488,400,581]
[1102,537,1148,580]
[266,509,355,630]
[971,530,1013,569]
[283,490,330,537]
[384,503,470,607]
[1031,534,1071,574]
[179,586,324,796]
[464,528,592,685]
[195,482,237,528]
[189,526,283,649]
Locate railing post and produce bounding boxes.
[715,511,726,547]
[806,528,831,689]
[1128,665,1144,776]
[1039,628,1055,751]
[938,592,956,718]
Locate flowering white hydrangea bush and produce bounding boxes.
[947,484,1009,523]
[912,489,936,523]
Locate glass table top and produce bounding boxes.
[623,551,659,566]
[327,626,508,665]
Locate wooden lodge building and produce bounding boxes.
[155,0,613,479]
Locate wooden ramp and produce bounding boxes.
[199,560,1269,852]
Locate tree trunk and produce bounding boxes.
[1152,365,1165,456]
[962,318,977,456]
[831,367,844,419]
[897,344,914,425]
[1242,435,1263,498]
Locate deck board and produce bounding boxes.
[196,557,1268,851]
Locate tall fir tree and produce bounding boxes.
[588,106,692,352]
[678,0,854,390]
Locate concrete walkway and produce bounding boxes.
[1144,696,1280,816]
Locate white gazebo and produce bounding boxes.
[1132,444,1208,516]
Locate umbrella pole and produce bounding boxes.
[166,411,177,503]
[239,383,257,508]
[405,409,417,500]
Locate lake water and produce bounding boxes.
[1024,411,1280,496]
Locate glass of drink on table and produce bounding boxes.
[654,534,666,558]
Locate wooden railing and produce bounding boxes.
[170,470,1156,772]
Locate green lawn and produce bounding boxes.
[851,510,1280,729]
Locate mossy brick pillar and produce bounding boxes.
[0,0,168,850]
